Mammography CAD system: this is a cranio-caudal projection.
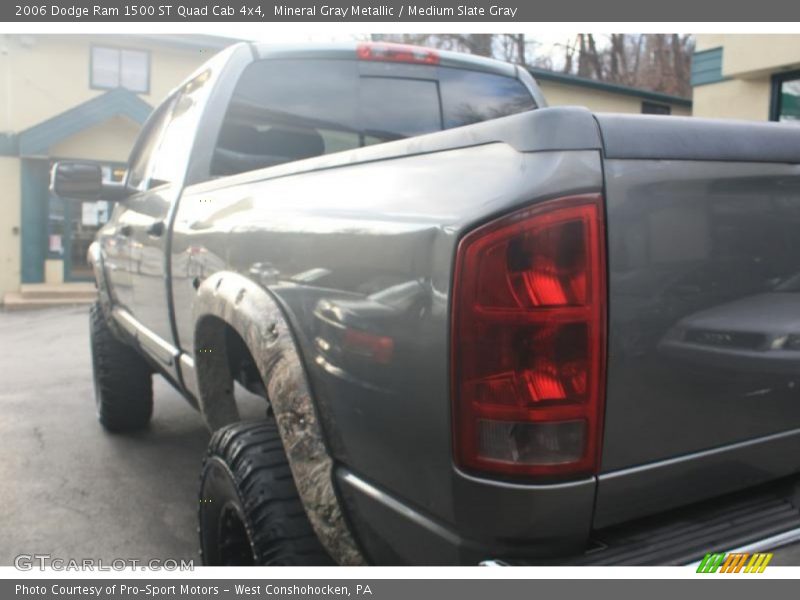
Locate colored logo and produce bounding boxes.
[696,552,773,573]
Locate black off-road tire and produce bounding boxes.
[198,420,334,566]
[89,302,153,432]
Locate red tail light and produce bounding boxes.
[451,194,607,479]
[356,42,440,65]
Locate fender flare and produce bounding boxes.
[87,241,122,334]
[192,271,367,566]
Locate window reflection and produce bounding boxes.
[210,59,536,178]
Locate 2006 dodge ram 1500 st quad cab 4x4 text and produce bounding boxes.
[51,41,800,566]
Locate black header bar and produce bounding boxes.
[4,0,800,22]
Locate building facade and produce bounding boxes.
[692,34,800,122]
[529,67,692,117]
[0,34,234,300]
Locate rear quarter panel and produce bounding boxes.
[171,144,603,558]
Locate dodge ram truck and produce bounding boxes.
[51,41,800,566]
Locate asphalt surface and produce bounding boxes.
[0,305,266,567]
[1,305,800,567]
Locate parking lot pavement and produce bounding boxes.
[0,305,210,566]
[2,305,800,567]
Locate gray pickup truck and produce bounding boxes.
[51,41,800,566]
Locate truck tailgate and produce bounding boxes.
[596,114,800,527]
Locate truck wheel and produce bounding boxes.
[198,421,334,565]
[89,302,153,432]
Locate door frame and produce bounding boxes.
[61,197,94,283]
[59,160,126,283]
[20,158,50,284]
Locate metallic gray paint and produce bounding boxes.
[596,427,800,528]
[337,467,595,564]
[600,158,800,524]
[166,145,603,561]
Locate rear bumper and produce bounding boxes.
[494,474,800,566]
[335,463,800,566]
[686,527,800,568]
[595,427,800,528]
[334,466,595,565]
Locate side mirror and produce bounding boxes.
[50,161,135,202]
[50,161,103,200]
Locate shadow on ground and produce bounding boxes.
[0,306,265,565]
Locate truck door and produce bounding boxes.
[122,70,214,367]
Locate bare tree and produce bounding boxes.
[372,33,694,98]
[563,33,693,97]
[608,34,629,85]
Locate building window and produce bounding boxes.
[91,46,149,94]
[642,101,671,115]
[771,71,800,124]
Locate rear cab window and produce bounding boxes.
[359,76,442,141]
[440,68,538,127]
[210,56,536,178]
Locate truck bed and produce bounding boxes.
[170,106,800,564]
